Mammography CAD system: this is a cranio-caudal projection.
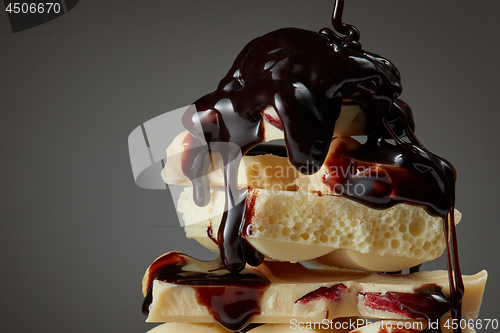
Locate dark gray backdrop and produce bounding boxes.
[1,1,499,332]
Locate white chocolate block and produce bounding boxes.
[180,187,461,271]
[145,258,486,325]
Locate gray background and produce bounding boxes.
[1,1,499,332]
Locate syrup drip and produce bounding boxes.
[320,0,361,49]
[177,1,463,332]
[207,222,218,245]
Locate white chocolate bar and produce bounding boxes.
[180,187,461,272]
[144,258,486,325]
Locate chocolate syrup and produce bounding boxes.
[247,144,287,157]
[207,223,218,245]
[142,252,270,331]
[322,133,455,217]
[178,0,463,331]
[362,284,451,333]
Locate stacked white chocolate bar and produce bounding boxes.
[141,107,487,333]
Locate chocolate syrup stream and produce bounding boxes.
[322,0,361,49]
[445,208,465,332]
[178,1,463,330]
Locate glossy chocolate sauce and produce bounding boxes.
[142,252,270,331]
[362,284,451,333]
[322,131,455,217]
[178,0,463,331]
[247,144,287,157]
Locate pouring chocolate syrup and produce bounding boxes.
[175,0,464,331]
